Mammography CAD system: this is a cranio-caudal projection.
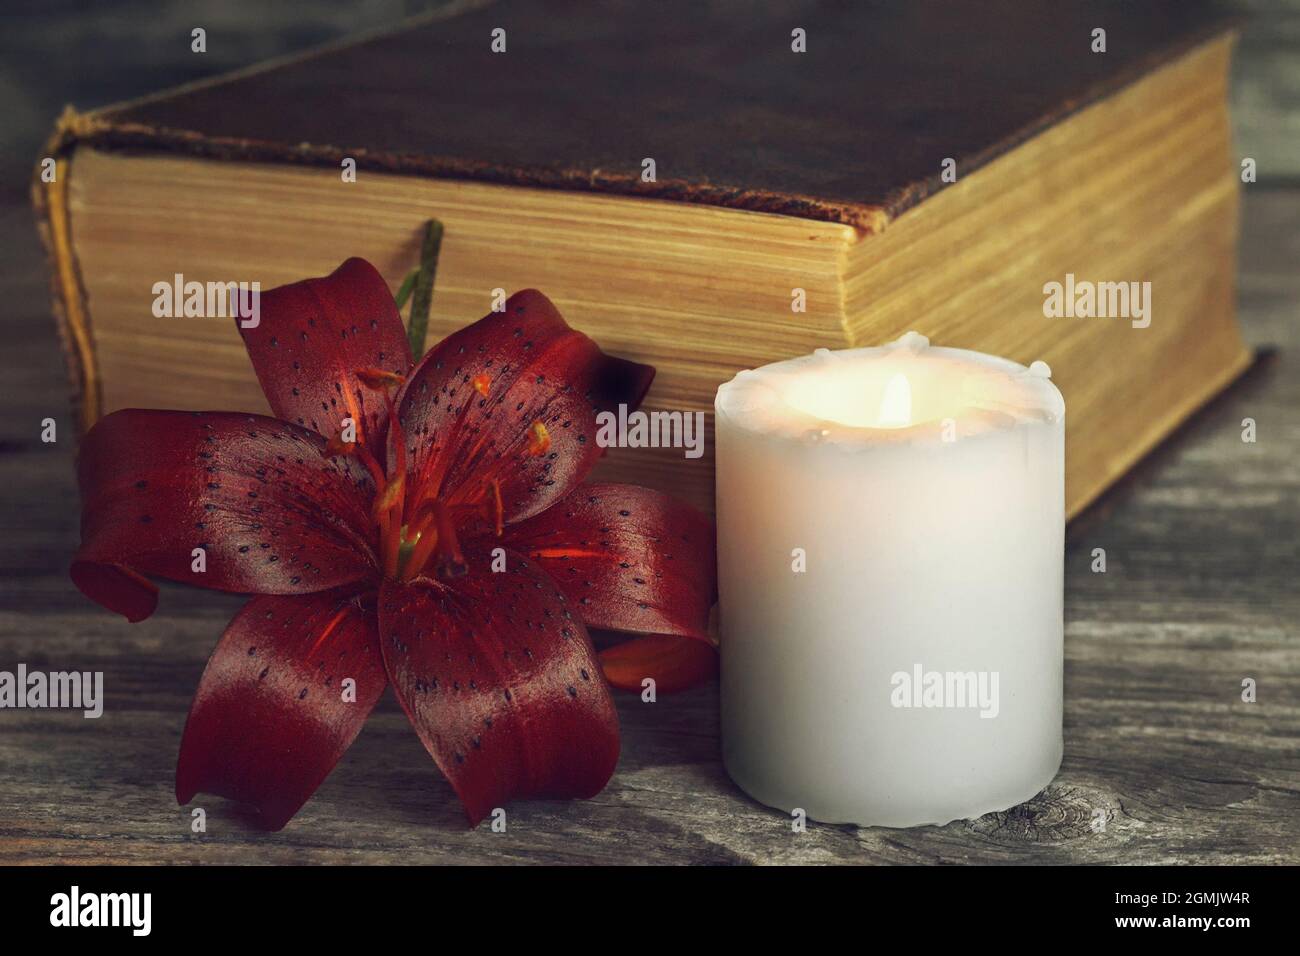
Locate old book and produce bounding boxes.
[34,0,1250,518]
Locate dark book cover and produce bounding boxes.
[50,0,1234,230]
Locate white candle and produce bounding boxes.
[714,332,1064,827]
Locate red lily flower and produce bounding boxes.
[70,258,716,829]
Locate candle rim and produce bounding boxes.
[715,336,1064,445]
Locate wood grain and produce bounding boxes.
[0,189,1296,865]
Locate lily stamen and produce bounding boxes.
[350,367,413,578]
[355,366,406,390]
[429,500,468,578]
[527,420,551,457]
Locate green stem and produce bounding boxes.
[394,269,419,310]
[406,219,444,358]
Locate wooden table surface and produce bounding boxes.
[0,183,1296,865]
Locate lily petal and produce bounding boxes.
[503,483,716,641]
[241,258,413,452]
[176,589,386,831]
[393,290,654,526]
[379,555,619,827]
[598,633,719,694]
[72,410,377,622]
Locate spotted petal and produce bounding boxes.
[241,258,413,453]
[502,483,717,691]
[392,290,654,527]
[503,483,715,637]
[176,590,386,830]
[378,555,619,826]
[71,410,377,622]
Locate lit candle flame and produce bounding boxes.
[878,372,912,428]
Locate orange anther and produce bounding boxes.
[372,474,405,523]
[355,367,406,391]
[527,420,551,457]
[325,434,356,456]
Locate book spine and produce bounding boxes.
[32,107,101,434]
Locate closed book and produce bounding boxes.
[34,0,1251,517]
